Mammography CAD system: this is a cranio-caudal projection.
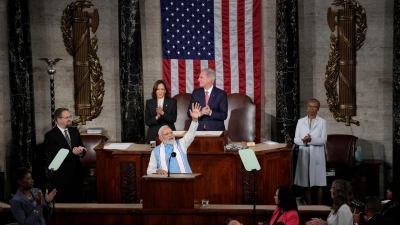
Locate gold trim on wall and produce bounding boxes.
[61,1,104,125]
[325,0,367,126]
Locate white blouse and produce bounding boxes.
[326,204,352,225]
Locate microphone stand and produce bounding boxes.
[167,152,176,177]
[46,168,57,225]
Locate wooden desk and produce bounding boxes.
[141,173,203,209]
[0,202,331,225]
[156,132,225,152]
[94,142,291,205]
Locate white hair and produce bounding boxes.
[201,68,216,83]
[158,125,171,137]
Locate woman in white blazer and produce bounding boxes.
[294,99,327,205]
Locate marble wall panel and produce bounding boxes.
[0,0,12,198]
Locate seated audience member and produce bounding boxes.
[353,196,395,225]
[10,167,57,225]
[259,186,299,225]
[145,80,177,143]
[225,218,243,225]
[306,179,353,225]
[147,102,200,175]
[382,181,400,223]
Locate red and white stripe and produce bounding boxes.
[163,0,261,141]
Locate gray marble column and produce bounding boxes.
[7,0,36,170]
[393,0,400,180]
[119,0,145,143]
[276,0,300,143]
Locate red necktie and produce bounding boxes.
[205,91,209,105]
[204,91,210,129]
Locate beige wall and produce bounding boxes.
[0,0,394,196]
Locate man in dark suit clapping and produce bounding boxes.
[44,108,86,203]
[187,68,228,131]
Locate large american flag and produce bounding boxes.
[161,0,261,141]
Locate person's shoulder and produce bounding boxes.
[338,203,351,212]
[10,190,23,201]
[45,127,57,136]
[317,116,327,122]
[166,98,177,103]
[213,86,226,94]
[298,116,307,122]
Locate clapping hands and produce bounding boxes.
[45,189,57,205]
[72,146,86,155]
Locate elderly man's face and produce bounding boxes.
[160,127,175,145]
[198,71,212,88]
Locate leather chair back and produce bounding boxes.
[173,93,192,130]
[81,134,108,169]
[325,134,358,168]
[80,134,107,202]
[225,93,256,142]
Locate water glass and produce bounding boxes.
[202,199,209,208]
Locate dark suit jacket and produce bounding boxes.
[365,214,395,225]
[10,188,51,225]
[145,98,177,143]
[188,86,228,131]
[44,126,85,185]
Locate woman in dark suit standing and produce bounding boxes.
[145,80,177,143]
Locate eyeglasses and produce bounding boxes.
[59,116,72,119]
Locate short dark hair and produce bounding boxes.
[308,98,320,108]
[277,186,298,212]
[151,80,170,99]
[54,108,69,118]
[388,181,400,201]
[365,196,382,214]
[16,167,31,181]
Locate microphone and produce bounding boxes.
[167,152,176,177]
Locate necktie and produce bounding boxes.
[64,130,72,148]
[205,91,209,105]
[204,91,209,130]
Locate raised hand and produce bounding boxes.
[189,102,201,120]
[45,188,57,204]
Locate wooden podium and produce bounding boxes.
[141,173,203,209]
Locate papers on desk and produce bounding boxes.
[104,143,132,149]
[173,131,186,136]
[195,131,223,137]
[263,140,279,145]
